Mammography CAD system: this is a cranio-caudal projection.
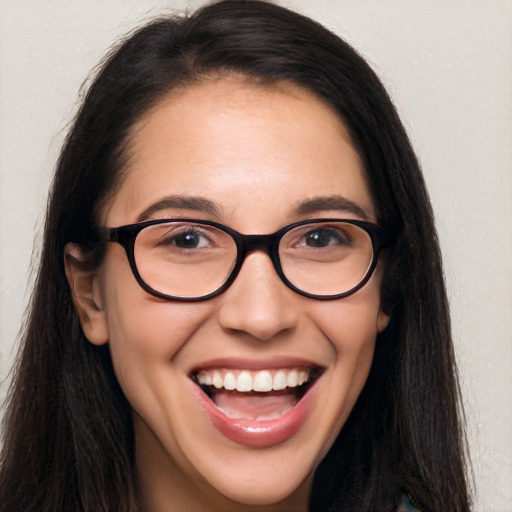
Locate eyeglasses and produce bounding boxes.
[99,218,395,301]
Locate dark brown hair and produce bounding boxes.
[0,1,470,510]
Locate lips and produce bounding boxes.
[190,362,322,447]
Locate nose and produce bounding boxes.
[217,251,299,341]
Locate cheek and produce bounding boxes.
[309,282,383,405]
[312,283,383,356]
[301,283,383,460]
[99,250,213,383]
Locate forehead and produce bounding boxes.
[103,77,374,228]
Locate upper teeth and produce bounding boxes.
[196,368,310,393]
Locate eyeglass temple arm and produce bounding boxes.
[96,226,122,244]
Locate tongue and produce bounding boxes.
[214,391,298,420]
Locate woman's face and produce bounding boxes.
[76,77,389,510]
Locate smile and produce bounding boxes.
[197,367,311,393]
[190,364,323,447]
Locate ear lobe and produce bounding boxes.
[64,243,109,346]
[376,309,391,333]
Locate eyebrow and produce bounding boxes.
[136,195,223,222]
[136,193,370,223]
[294,195,371,220]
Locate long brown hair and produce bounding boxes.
[0,2,471,510]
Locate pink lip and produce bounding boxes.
[190,356,320,372]
[189,369,320,448]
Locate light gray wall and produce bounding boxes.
[1,2,510,510]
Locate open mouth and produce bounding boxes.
[192,367,322,421]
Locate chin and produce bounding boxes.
[204,461,313,508]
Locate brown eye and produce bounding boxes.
[302,228,350,248]
[171,232,204,249]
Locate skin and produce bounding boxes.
[66,77,389,511]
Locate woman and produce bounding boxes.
[0,1,471,511]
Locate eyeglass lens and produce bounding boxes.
[133,221,374,299]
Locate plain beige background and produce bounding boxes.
[1,1,511,510]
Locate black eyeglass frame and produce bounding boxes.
[99,218,396,301]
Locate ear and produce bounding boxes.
[64,243,109,345]
[376,309,391,333]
